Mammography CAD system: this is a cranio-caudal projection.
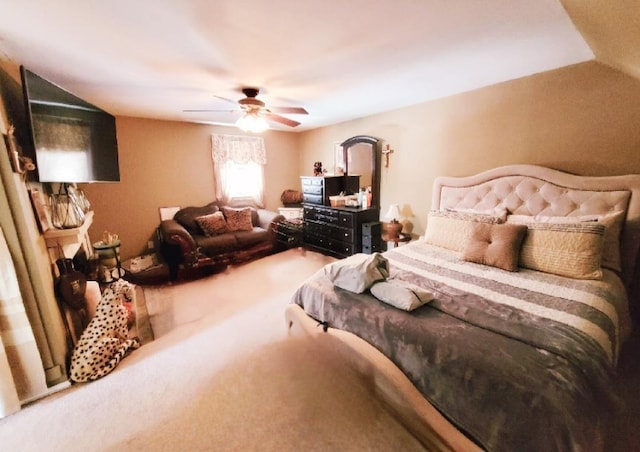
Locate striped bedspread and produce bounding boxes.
[291,241,631,452]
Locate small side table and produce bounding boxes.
[382,233,411,249]
[275,218,303,250]
[93,241,123,283]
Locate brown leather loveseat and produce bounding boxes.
[158,202,284,280]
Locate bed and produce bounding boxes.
[285,164,640,452]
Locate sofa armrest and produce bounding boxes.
[256,209,286,243]
[159,219,198,253]
[256,209,285,230]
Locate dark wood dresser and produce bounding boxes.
[300,175,360,205]
[303,204,380,258]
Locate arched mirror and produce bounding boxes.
[340,135,381,209]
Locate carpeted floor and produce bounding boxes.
[0,248,427,451]
[2,247,638,451]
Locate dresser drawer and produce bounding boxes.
[303,232,329,249]
[327,240,354,255]
[313,208,339,224]
[303,194,323,205]
[332,227,354,244]
[338,212,354,228]
[302,185,323,195]
[301,177,323,186]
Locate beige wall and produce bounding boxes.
[80,118,301,260]
[6,59,640,262]
[298,61,640,236]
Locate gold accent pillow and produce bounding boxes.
[507,211,624,273]
[518,222,605,279]
[462,223,527,272]
[424,210,505,252]
[195,212,228,236]
[222,207,253,232]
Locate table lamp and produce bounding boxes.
[383,204,403,240]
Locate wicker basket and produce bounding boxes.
[329,196,346,207]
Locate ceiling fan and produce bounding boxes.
[184,87,308,129]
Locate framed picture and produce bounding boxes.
[29,186,52,232]
[159,206,181,221]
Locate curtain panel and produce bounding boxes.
[0,226,48,418]
[211,134,266,207]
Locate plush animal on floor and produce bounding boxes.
[69,279,140,382]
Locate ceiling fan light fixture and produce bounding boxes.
[235,110,269,133]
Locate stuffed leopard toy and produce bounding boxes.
[69,279,140,382]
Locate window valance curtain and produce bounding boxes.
[211,134,266,165]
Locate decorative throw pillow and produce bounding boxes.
[195,212,228,236]
[222,207,253,232]
[507,211,624,273]
[461,223,527,272]
[518,222,605,279]
[423,210,506,253]
[174,203,219,234]
[324,253,389,294]
[370,280,434,311]
[446,206,508,223]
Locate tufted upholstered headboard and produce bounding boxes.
[432,164,640,314]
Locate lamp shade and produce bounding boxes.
[236,112,269,133]
[384,204,402,222]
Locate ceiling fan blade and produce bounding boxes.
[213,95,238,104]
[183,109,238,113]
[269,106,308,115]
[267,113,301,128]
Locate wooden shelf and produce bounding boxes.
[44,210,94,262]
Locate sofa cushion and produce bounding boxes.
[195,212,228,236]
[222,207,254,231]
[175,203,219,234]
[234,227,269,248]
[195,233,239,255]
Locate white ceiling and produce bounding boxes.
[0,0,594,131]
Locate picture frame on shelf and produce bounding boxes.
[29,186,52,232]
[159,206,181,221]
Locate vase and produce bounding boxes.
[50,194,85,229]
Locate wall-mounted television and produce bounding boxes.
[20,66,120,183]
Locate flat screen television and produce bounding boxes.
[20,66,120,183]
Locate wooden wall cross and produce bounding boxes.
[382,144,394,168]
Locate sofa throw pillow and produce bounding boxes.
[195,212,228,236]
[222,207,254,232]
[461,223,527,272]
[174,203,219,234]
[518,222,605,280]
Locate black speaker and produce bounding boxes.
[363,243,384,254]
[362,221,381,237]
[362,222,382,254]
[362,235,381,247]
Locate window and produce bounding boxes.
[211,134,266,207]
[222,160,263,200]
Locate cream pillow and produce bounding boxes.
[518,222,605,279]
[370,280,434,311]
[424,210,505,252]
[447,206,508,223]
[507,211,624,273]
